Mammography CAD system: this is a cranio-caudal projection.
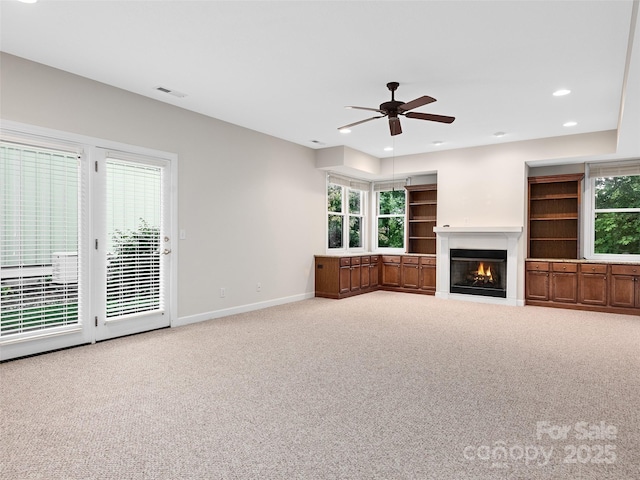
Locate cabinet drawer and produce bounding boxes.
[382,255,401,264]
[340,257,351,267]
[370,255,379,263]
[402,256,420,265]
[611,265,640,276]
[580,264,608,275]
[360,256,370,265]
[526,261,549,272]
[421,257,437,266]
[351,257,361,266]
[552,263,578,273]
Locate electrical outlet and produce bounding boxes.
[256,282,261,292]
[220,287,226,298]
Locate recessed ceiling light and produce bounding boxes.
[563,121,578,127]
[339,128,351,134]
[493,132,506,137]
[432,141,444,146]
[384,147,394,152]
[553,89,571,96]
[17,0,38,3]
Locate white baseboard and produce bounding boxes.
[173,292,315,328]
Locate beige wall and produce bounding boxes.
[0,53,326,322]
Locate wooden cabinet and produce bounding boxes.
[315,255,376,299]
[579,264,608,306]
[370,256,379,288]
[550,262,578,303]
[381,255,401,287]
[609,265,640,308]
[401,256,420,289]
[526,261,549,301]
[528,174,583,259]
[419,257,437,293]
[315,254,435,298]
[405,184,437,255]
[525,260,640,315]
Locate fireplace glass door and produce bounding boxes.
[450,249,507,298]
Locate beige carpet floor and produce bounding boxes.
[1,291,639,479]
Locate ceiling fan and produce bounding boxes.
[338,82,455,136]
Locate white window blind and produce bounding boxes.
[327,173,371,192]
[106,158,163,318]
[374,179,408,191]
[589,160,640,178]
[0,142,80,335]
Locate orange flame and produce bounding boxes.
[477,262,493,280]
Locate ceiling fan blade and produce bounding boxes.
[389,117,402,136]
[405,112,456,124]
[346,106,386,114]
[398,95,437,112]
[338,115,385,130]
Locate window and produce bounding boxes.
[326,175,369,251]
[375,182,406,250]
[588,162,640,259]
[0,141,81,335]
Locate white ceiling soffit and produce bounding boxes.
[0,0,638,159]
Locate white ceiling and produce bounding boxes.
[0,0,637,159]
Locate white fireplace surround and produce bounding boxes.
[433,226,523,306]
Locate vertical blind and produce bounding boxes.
[0,142,80,335]
[105,158,163,318]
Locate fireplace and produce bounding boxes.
[450,248,507,298]
[433,226,522,306]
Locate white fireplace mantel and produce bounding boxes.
[433,226,523,235]
[434,226,523,306]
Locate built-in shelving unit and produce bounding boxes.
[527,173,584,259]
[405,184,437,255]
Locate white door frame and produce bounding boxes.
[0,121,178,361]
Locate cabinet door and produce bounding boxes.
[339,265,351,294]
[609,275,636,308]
[382,262,401,287]
[551,273,578,303]
[402,264,420,289]
[370,262,379,287]
[420,265,436,292]
[350,265,361,292]
[360,263,370,289]
[525,271,549,301]
[578,274,607,306]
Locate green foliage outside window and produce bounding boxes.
[594,176,640,255]
[378,190,405,215]
[327,184,342,213]
[377,190,405,248]
[378,217,404,248]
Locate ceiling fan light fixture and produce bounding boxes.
[553,89,571,96]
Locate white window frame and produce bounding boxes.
[326,174,369,253]
[584,161,640,262]
[373,180,407,254]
